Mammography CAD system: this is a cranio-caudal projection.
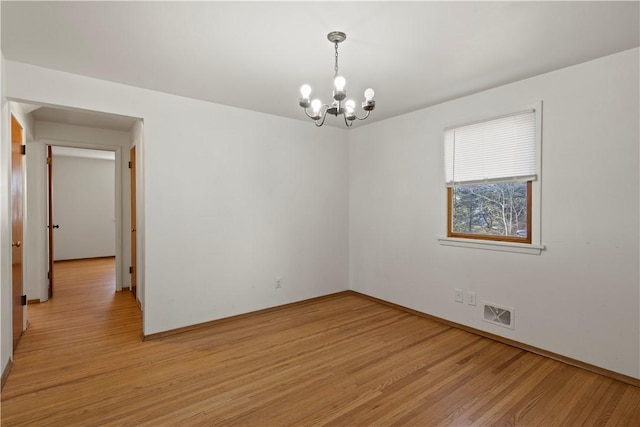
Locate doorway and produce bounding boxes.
[11,102,143,313]
[48,146,118,295]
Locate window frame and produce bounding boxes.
[439,102,544,254]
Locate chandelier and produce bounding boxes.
[298,31,376,127]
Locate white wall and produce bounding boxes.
[349,48,640,379]
[0,22,11,376]
[51,151,116,260]
[4,60,350,338]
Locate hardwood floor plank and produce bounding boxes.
[1,258,638,426]
[606,387,640,426]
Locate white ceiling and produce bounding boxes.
[2,1,639,128]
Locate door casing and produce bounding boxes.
[130,146,137,298]
[47,145,55,298]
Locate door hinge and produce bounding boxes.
[129,266,133,274]
[128,161,132,169]
[48,271,51,280]
[21,295,27,306]
[21,145,26,155]
[47,156,52,165]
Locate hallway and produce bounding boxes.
[1,257,141,424]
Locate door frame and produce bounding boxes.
[47,145,54,299]
[43,139,126,292]
[130,146,137,299]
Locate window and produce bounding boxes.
[444,108,539,245]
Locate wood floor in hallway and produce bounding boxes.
[1,257,638,426]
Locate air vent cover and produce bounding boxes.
[482,301,515,329]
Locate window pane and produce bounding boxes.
[451,182,528,238]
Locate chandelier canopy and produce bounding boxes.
[299,31,376,127]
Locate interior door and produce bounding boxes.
[47,145,55,298]
[11,115,24,349]
[130,147,137,298]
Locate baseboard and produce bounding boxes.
[348,290,640,388]
[1,359,13,391]
[143,291,351,341]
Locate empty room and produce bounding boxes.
[0,1,638,425]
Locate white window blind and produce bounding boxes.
[445,110,537,186]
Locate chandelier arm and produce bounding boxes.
[343,114,354,127]
[303,108,317,120]
[354,110,371,121]
[303,105,327,121]
[315,110,329,127]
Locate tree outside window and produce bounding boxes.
[449,181,531,243]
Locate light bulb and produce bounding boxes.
[345,99,356,121]
[364,88,375,101]
[345,99,355,112]
[334,76,346,91]
[311,99,322,114]
[300,84,311,99]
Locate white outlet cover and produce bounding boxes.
[467,291,477,306]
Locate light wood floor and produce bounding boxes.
[1,258,638,426]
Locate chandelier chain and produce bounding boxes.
[334,42,339,77]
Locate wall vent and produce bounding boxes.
[482,301,515,329]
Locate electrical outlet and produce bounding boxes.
[275,277,282,289]
[467,291,477,306]
[454,289,464,303]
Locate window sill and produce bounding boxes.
[437,237,546,255]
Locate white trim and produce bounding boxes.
[532,101,542,246]
[438,237,545,255]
